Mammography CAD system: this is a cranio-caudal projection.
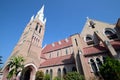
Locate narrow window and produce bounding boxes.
[96,58,102,70]
[39,27,41,33]
[49,54,51,58]
[66,49,68,55]
[57,68,61,79]
[90,59,98,73]
[57,51,59,57]
[63,68,67,76]
[102,56,106,63]
[46,70,49,74]
[50,69,53,80]
[35,23,39,31]
[75,39,78,46]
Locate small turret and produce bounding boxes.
[30,15,34,22]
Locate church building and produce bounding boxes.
[1,5,120,80]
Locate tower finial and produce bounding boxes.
[35,5,46,24]
[38,5,44,15]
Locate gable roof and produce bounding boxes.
[83,40,120,56]
[42,37,72,54]
[39,54,75,68]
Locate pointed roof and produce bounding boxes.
[38,5,44,15]
[35,5,46,24]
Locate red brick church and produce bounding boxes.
[1,5,120,80]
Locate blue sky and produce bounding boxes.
[0,0,120,66]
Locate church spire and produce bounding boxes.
[35,5,46,24]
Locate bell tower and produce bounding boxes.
[6,5,46,68]
[2,5,46,80]
[17,5,46,65]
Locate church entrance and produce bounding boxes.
[23,68,32,80]
[20,64,37,80]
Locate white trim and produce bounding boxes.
[88,58,94,72]
[58,41,62,45]
[103,28,116,35]
[24,63,37,71]
[84,34,94,42]
[65,38,69,42]
[52,43,55,47]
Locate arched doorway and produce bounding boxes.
[20,63,37,80]
[23,67,32,80]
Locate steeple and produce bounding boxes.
[35,5,46,24]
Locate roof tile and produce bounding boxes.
[39,54,75,68]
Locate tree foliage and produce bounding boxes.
[35,70,44,80]
[43,74,50,80]
[64,72,84,80]
[100,57,120,80]
[53,76,61,80]
[7,56,24,80]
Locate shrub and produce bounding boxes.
[64,72,84,80]
[53,76,61,80]
[35,70,44,80]
[44,74,50,80]
[100,57,120,80]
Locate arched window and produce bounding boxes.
[63,68,67,77]
[104,28,118,39]
[34,37,36,41]
[32,36,34,42]
[102,56,106,63]
[49,53,51,58]
[72,67,77,72]
[105,30,114,35]
[66,49,68,55]
[35,23,39,31]
[46,70,49,74]
[86,36,92,41]
[96,58,102,70]
[39,27,41,33]
[75,39,78,46]
[57,68,61,79]
[85,34,94,45]
[50,69,53,80]
[57,51,59,57]
[90,59,98,73]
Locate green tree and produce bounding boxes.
[53,76,61,80]
[100,57,120,80]
[44,74,50,80]
[35,70,44,80]
[7,56,24,80]
[64,72,84,80]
